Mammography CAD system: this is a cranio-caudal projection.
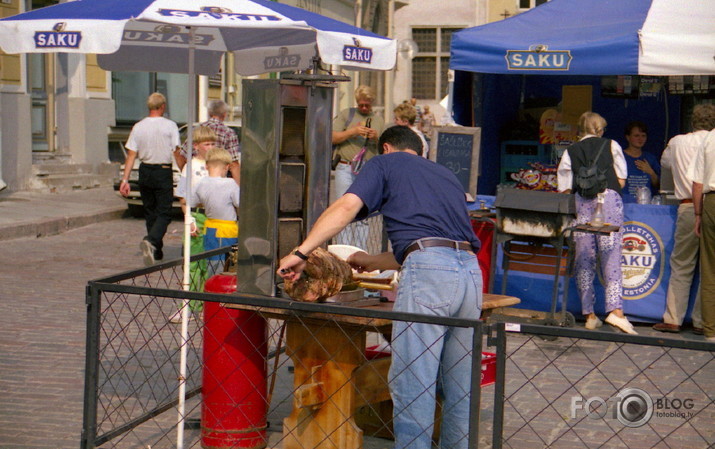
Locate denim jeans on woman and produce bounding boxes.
[389,246,482,449]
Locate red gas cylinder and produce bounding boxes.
[202,273,267,449]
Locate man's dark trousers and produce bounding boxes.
[138,163,173,252]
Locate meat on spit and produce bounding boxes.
[283,247,355,302]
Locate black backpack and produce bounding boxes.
[574,140,609,199]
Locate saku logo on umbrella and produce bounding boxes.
[264,47,301,70]
[157,7,280,22]
[34,22,81,49]
[124,25,216,46]
[343,38,373,64]
[1,0,396,74]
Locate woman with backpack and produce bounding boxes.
[557,112,636,334]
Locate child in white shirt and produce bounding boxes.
[195,147,240,275]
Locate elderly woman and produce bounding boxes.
[557,112,637,334]
[394,102,429,158]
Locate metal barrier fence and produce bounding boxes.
[81,247,485,449]
[487,323,715,449]
[333,214,387,255]
[81,248,715,449]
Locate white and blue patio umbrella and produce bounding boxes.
[0,0,396,288]
[450,0,715,75]
[0,0,396,75]
[0,2,395,446]
[0,0,396,300]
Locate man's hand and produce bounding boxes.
[120,149,137,198]
[277,254,307,282]
[347,251,372,272]
[229,161,240,184]
[695,215,702,237]
[276,193,365,281]
[347,251,400,272]
[693,181,704,237]
[365,127,378,140]
[352,125,372,139]
[350,123,377,139]
[174,147,187,170]
[119,180,131,197]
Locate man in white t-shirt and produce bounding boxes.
[120,92,180,266]
[653,104,715,335]
[690,122,715,342]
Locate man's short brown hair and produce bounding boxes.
[692,104,715,131]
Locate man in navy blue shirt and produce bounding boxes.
[278,125,482,449]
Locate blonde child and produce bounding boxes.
[175,125,216,213]
[195,147,240,275]
[171,126,216,320]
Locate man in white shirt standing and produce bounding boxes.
[653,105,715,335]
[119,92,180,266]
[689,109,715,342]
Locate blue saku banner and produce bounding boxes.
[493,203,698,323]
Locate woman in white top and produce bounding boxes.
[557,112,636,334]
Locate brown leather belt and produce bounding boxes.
[680,199,693,204]
[403,238,474,260]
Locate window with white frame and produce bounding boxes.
[518,0,548,10]
[411,27,462,101]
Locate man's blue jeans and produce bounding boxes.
[389,246,482,449]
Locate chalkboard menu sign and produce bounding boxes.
[429,126,481,199]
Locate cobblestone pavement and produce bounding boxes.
[1,215,712,449]
[0,216,185,449]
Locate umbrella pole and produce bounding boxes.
[177,26,196,449]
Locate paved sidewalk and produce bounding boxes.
[0,217,186,449]
[0,187,127,241]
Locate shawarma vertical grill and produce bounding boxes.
[236,77,343,296]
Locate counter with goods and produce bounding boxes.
[470,196,692,323]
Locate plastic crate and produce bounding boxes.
[365,344,391,360]
[480,352,497,386]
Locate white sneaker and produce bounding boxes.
[168,310,183,324]
[605,313,638,335]
[585,316,603,330]
[140,239,156,266]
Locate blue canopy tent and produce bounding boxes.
[449,0,715,194]
[449,0,715,322]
